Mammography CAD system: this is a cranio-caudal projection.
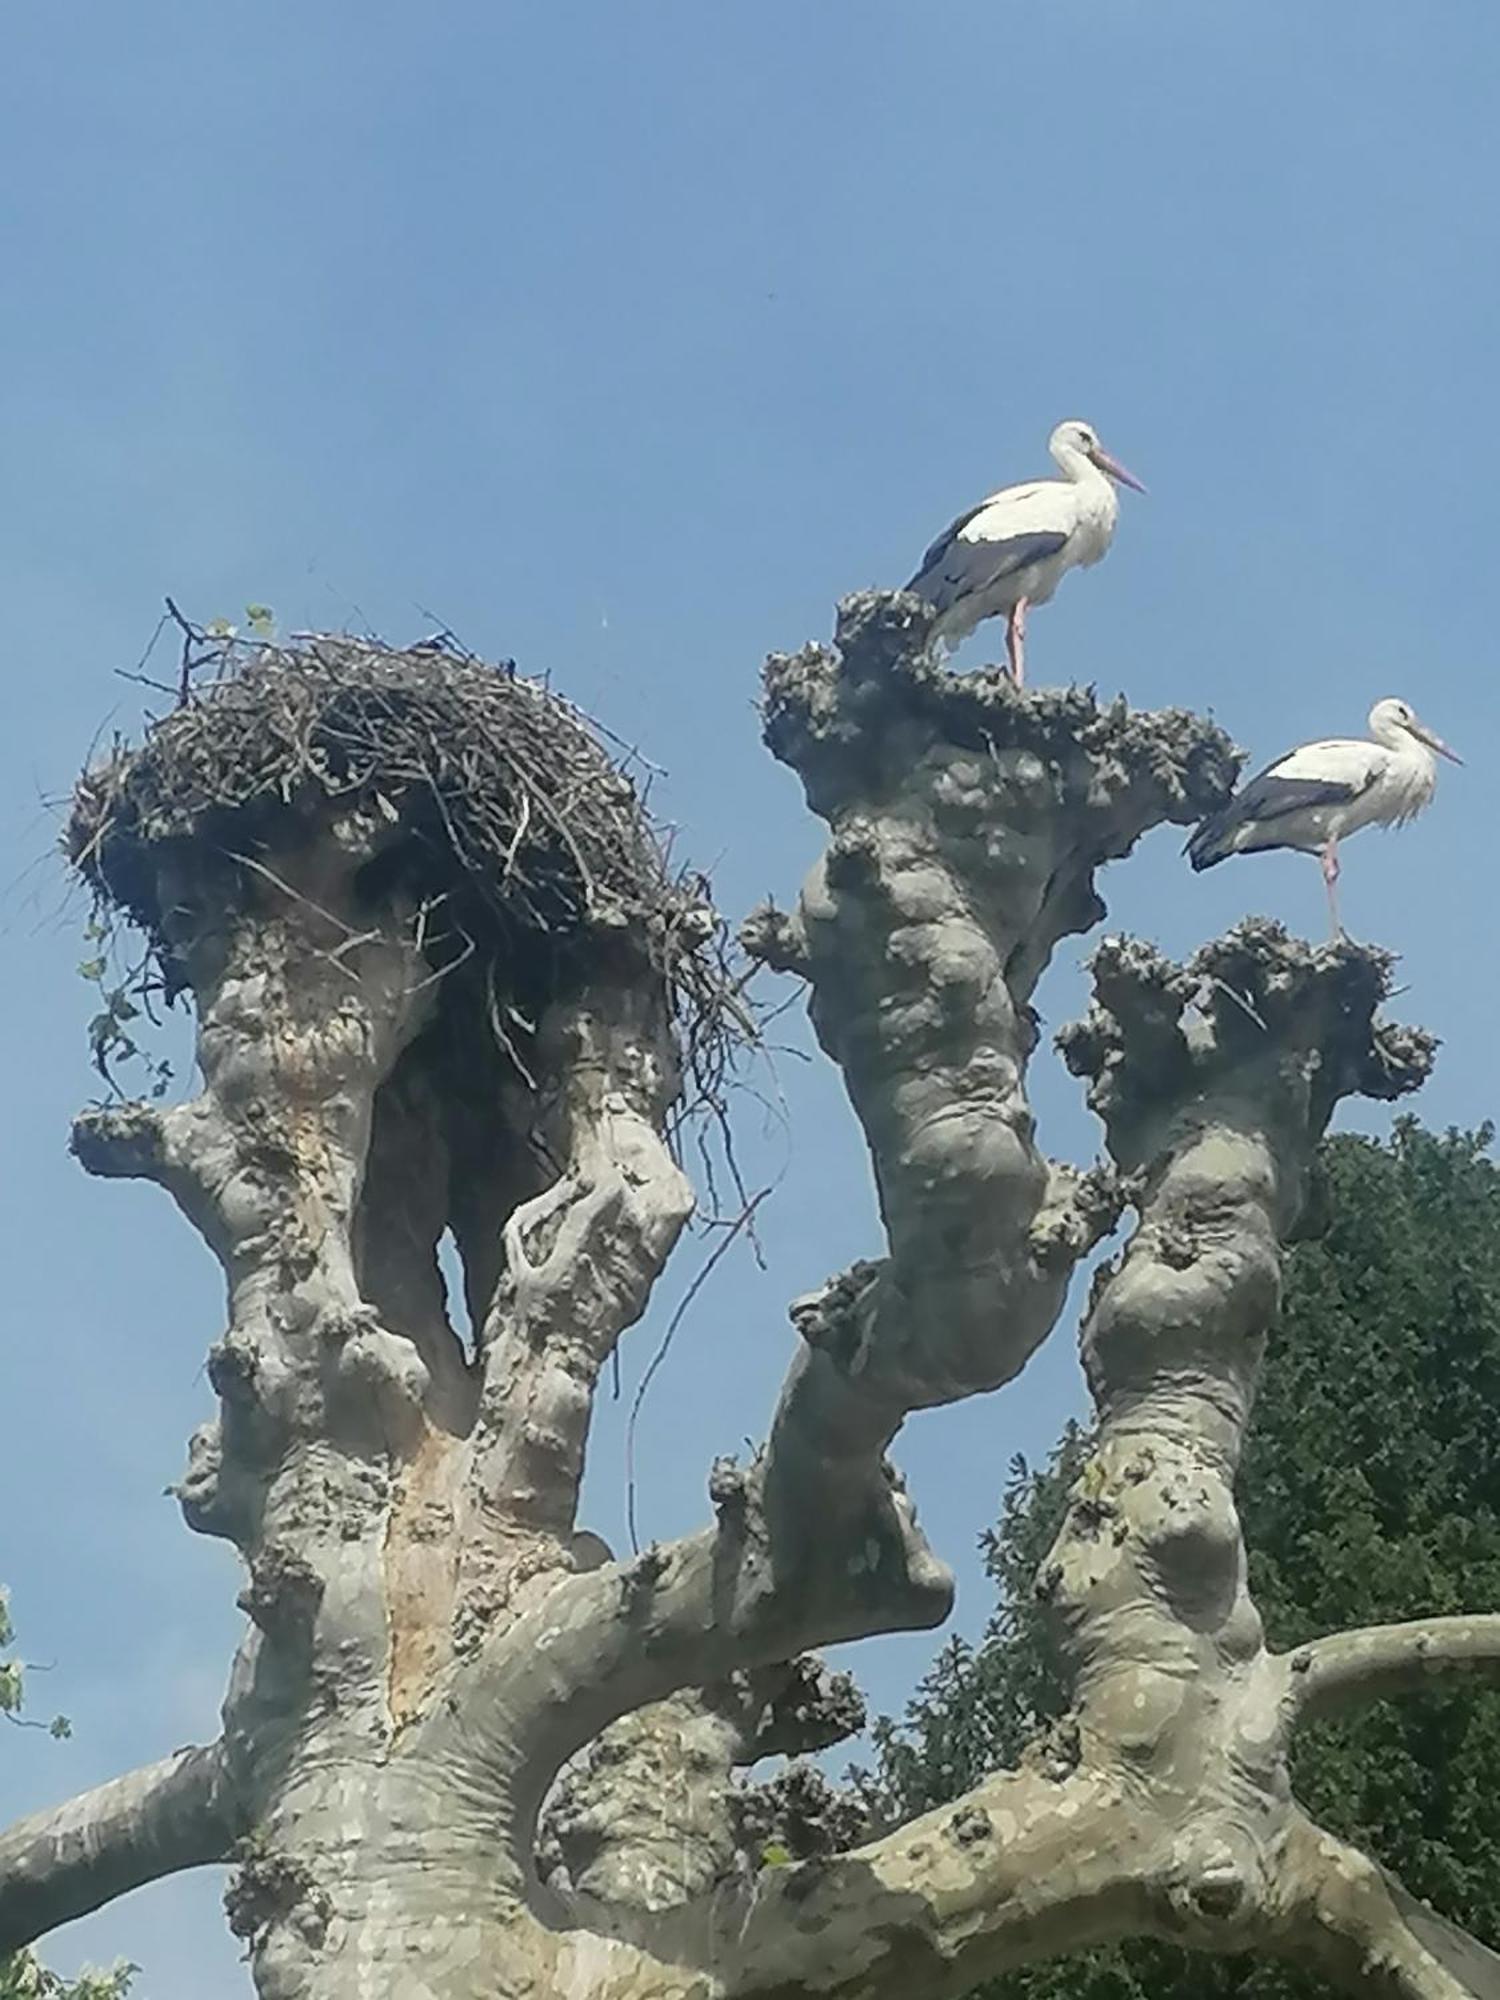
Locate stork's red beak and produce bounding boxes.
[1092,445,1147,494]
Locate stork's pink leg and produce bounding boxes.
[1321,837,1343,939]
[1006,599,1028,686]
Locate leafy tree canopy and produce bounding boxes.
[861,1120,1500,1996]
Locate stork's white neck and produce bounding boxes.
[1050,439,1098,484]
[1370,716,1435,769]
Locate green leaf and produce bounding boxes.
[76,959,106,983]
[759,1842,793,1867]
[48,1715,72,1741]
[245,603,275,635]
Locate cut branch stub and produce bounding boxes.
[1059,920,1437,1177]
[760,590,1237,870]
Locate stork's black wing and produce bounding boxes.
[906,496,1067,614]
[1185,766,1376,871]
[908,498,991,586]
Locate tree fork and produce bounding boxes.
[5,610,1495,1997]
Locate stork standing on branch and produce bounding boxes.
[1187,696,1461,936]
[905,418,1146,684]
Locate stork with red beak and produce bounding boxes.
[906,419,1146,684]
[1187,698,1462,937]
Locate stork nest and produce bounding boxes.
[65,632,747,1101]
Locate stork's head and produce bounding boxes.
[1049,419,1147,493]
[1369,697,1463,763]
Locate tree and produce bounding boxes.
[863,1119,1500,1995]
[0,1958,133,2000]
[2,593,1499,1999]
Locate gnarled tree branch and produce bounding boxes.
[538,1657,863,1914]
[1272,1817,1500,1998]
[1283,1615,1500,1725]
[469,977,695,1548]
[715,1764,1160,1998]
[473,597,1237,1841]
[26,609,1494,2000]
[0,1742,242,1956]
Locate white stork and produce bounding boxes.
[905,419,1146,684]
[1187,698,1461,936]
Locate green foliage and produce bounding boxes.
[863,1121,1500,1995]
[76,915,173,1102]
[0,1589,68,1740]
[0,1601,125,1999]
[0,1953,135,1999]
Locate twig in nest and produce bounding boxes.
[114,668,181,700]
[624,1186,772,1555]
[1199,975,1268,1032]
[164,596,221,706]
[220,850,361,940]
[405,932,475,998]
[501,789,533,885]
[487,963,538,1092]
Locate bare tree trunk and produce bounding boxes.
[5,603,1498,1998]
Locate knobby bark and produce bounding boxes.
[5,594,1497,1999]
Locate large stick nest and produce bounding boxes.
[65,633,743,1089]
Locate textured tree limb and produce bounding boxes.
[538,1657,864,1913]
[1271,1817,1500,1998]
[470,979,695,1545]
[627,925,1463,2000]
[458,1467,949,1850]
[467,599,1242,1870]
[708,1766,1162,1998]
[1281,1615,1500,1725]
[533,1767,1166,2000]
[752,595,1236,1457]
[0,1743,242,1955]
[486,600,1234,1750]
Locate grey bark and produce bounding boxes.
[5,594,1496,1997]
[0,1744,240,1946]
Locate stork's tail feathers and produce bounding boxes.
[1184,809,1236,872]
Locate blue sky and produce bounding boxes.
[2,4,1495,1991]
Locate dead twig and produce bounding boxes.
[624,1186,772,1554]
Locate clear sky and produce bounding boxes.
[2,4,1495,1991]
